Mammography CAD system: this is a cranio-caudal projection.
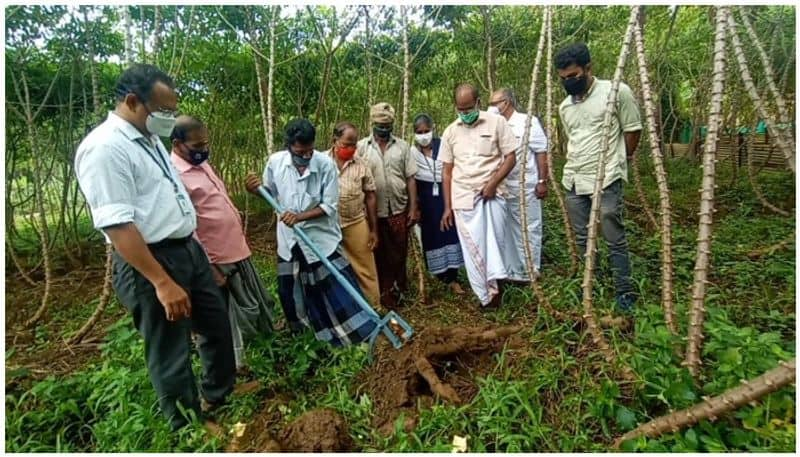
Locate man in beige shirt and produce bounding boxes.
[439,83,518,309]
[328,121,380,307]
[556,43,642,313]
[356,102,419,308]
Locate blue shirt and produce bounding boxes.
[263,150,341,262]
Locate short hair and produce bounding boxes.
[170,115,205,142]
[454,83,479,102]
[554,43,591,70]
[412,113,434,128]
[114,63,175,103]
[285,118,316,147]
[497,87,518,110]
[332,121,357,139]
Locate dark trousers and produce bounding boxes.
[565,179,634,296]
[375,212,409,307]
[111,237,235,430]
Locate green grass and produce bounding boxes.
[5,157,795,452]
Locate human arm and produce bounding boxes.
[365,190,379,250]
[618,83,643,161]
[440,162,455,231]
[105,223,191,320]
[480,152,516,199]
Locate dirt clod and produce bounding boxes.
[278,408,353,452]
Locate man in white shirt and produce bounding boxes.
[245,119,378,346]
[488,88,549,282]
[74,64,235,431]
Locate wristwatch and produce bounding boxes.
[537,179,547,185]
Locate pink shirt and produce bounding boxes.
[170,153,251,264]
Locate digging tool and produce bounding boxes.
[255,186,414,358]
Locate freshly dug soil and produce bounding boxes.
[357,324,526,434]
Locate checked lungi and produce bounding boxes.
[277,244,377,346]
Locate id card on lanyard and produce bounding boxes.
[136,138,193,216]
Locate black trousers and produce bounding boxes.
[111,237,235,430]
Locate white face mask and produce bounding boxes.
[415,132,433,147]
[487,106,501,116]
[146,111,177,137]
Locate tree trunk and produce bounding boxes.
[519,7,548,284]
[481,6,495,94]
[737,7,794,146]
[746,121,790,216]
[685,7,729,380]
[614,358,796,448]
[363,6,374,105]
[267,6,278,155]
[69,244,114,344]
[632,8,677,334]
[726,11,794,173]
[122,6,134,65]
[544,7,580,276]
[153,6,161,64]
[400,5,411,139]
[579,7,638,382]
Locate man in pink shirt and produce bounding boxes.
[170,115,274,372]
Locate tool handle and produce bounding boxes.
[256,186,380,320]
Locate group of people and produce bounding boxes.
[74,42,641,430]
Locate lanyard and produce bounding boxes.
[134,138,180,193]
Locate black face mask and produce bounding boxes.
[562,76,588,96]
[373,125,392,139]
[184,145,210,165]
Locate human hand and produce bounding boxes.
[440,208,454,232]
[368,230,379,251]
[245,173,262,195]
[155,278,191,321]
[535,182,548,200]
[280,211,300,227]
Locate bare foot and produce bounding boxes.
[449,282,466,295]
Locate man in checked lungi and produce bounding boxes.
[245,118,378,346]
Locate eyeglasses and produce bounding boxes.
[488,98,507,107]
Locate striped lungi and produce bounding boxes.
[277,244,378,346]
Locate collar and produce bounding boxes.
[327,148,356,169]
[367,135,397,147]
[455,110,488,126]
[571,76,598,104]
[170,151,196,173]
[107,111,153,143]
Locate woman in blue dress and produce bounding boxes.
[410,113,465,294]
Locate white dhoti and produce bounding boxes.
[503,150,543,281]
[453,196,510,306]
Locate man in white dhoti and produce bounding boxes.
[488,88,549,282]
[439,83,519,309]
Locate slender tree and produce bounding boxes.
[615,358,796,448]
[685,7,729,380]
[736,7,794,146]
[632,6,677,334]
[725,10,794,173]
[579,7,638,381]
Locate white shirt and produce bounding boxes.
[263,150,341,263]
[411,139,444,183]
[74,112,197,244]
[505,111,548,191]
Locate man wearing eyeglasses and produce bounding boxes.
[488,88,549,284]
[74,64,235,431]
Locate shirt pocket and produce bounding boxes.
[476,134,495,156]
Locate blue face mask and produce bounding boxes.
[290,148,312,167]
